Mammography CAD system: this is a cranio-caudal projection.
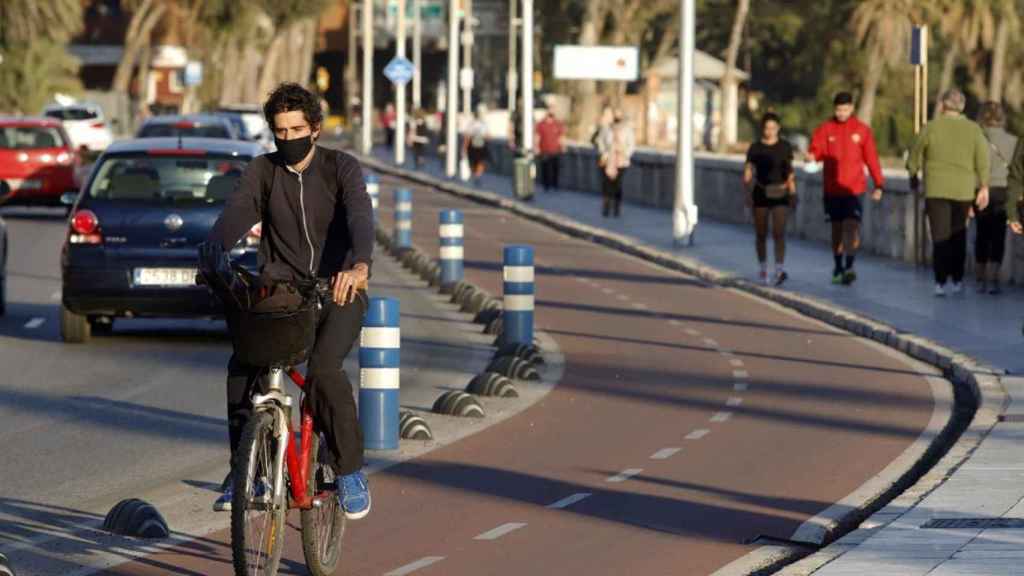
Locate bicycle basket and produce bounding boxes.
[233,304,317,368]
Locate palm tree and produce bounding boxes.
[987,0,1019,102]
[0,0,82,46]
[111,0,167,94]
[851,0,921,126]
[718,0,750,151]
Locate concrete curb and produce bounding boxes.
[360,155,1010,575]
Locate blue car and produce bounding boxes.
[136,114,241,140]
[60,137,263,342]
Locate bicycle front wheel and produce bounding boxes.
[300,433,346,575]
[231,410,286,576]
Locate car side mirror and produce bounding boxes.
[60,192,78,206]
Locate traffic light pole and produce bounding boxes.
[361,0,374,155]
[395,0,407,165]
[445,0,459,177]
[672,0,698,245]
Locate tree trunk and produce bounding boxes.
[857,45,884,126]
[967,51,989,101]
[133,40,153,131]
[718,0,749,151]
[989,16,1011,102]
[219,37,241,105]
[297,19,317,87]
[111,0,165,94]
[568,0,609,141]
[934,43,958,119]
[257,32,287,100]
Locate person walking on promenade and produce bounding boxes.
[535,110,566,192]
[908,88,991,297]
[597,109,636,218]
[382,103,396,147]
[463,104,490,184]
[974,101,1016,294]
[408,108,429,168]
[744,112,796,286]
[808,92,885,285]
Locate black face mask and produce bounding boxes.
[275,135,314,166]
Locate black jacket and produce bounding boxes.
[209,145,374,282]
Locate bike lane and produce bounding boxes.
[106,174,938,575]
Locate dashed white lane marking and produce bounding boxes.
[547,493,592,509]
[726,397,744,407]
[607,468,644,483]
[668,319,682,326]
[616,294,630,302]
[734,383,750,392]
[650,447,682,460]
[733,369,750,379]
[50,291,61,301]
[729,359,745,367]
[385,556,447,575]
[602,287,614,295]
[474,523,527,541]
[710,411,733,423]
[575,277,589,284]
[24,318,45,330]
[630,302,649,310]
[702,338,719,347]
[685,328,700,336]
[719,349,735,356]
[685,429,710,440]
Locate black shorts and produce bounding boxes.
[752,187,790,209]
[467,145,489,167]
[824,195,863,222]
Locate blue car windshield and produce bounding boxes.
[86,153,249,204]
[138,123,233,139]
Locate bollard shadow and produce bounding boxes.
[558,361,931,440]
[379,460,829,545]
[463,259,705,288]
[0,388,226,445]
[0,496,310,575]
[535,297,841,337]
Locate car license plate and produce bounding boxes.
[134,268,198,287]
[9,179,41,190]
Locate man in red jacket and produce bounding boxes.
[808,92,885,285]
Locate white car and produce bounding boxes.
[43,103,114,153]
[215,105,275,152]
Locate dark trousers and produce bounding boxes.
[927,199,972,285]
[601,167,626,217]
[226,294,367,475]
[539,154,560,189]
[975,209,1008,264]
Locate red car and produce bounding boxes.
[0,117,81,205]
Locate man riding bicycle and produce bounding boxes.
[199,83,374,520]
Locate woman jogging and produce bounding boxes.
[743,112,796,286]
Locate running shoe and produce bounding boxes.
[338,470,371,520]
[842,269,857,285]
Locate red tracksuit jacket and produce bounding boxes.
[809,117,885,197]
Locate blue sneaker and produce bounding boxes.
[337,471,371,520]
[213,486,233,512]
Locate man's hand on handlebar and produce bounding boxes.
[332,263,369,306]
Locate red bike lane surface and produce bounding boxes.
[108,176,935,575]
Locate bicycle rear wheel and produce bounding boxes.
[300,433,346,575]
[231,410,286,576]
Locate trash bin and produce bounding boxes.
[514,154,535,201]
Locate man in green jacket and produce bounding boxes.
[907,88,990,297]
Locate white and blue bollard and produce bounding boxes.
[359,297,400,450]
[439,209,464,291]
[394,188,412,249]
[502,245,535,345]
[365,173,380,215]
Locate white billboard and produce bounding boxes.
[553,45,640,81]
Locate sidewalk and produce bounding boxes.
[371,147,1024,575]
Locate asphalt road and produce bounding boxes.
[105,170,939,575]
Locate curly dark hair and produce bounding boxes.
[263,82,323,131]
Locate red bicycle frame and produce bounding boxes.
[283,368,326,510]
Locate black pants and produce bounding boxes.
[601,167,626,216]
[539,155,560,189]
[975,208,1008,264]
[927,199,972,285]
[226,294,367,475]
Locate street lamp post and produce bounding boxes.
[672,0,698,245]
[446,0,459,177]
[521,0,533,164]
[413,0,423,110]
[462,0,474,120]
[396,0,407,165]
[362,0,374,155]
